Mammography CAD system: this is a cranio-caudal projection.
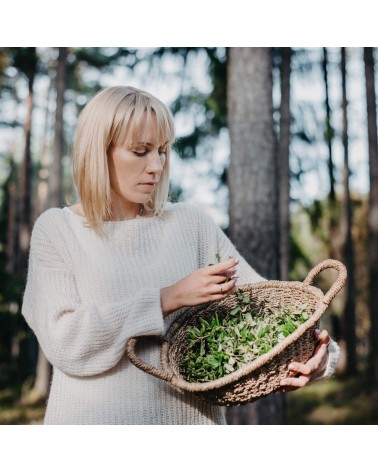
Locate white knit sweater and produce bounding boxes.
[21,202,339,425]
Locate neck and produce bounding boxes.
[107,201,144,221]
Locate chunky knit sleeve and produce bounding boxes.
[193,204,266,284]
[21,217,165,377]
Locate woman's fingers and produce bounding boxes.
[209,278,237,301]
[287,361,313,376]
[212,278,237,295]
[281,329,331,389]
[171,259,240,309]
[315,328,330,346]
[211,273,238,284]
[280,375,310,390]
[217,268,237,279]
[206,258,239,275]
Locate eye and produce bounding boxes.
[133,150,148,157]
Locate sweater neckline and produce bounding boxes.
[62,206,162,225]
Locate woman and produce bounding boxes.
[21,86,340,425]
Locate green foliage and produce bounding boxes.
[8,47,38,81]
[180,289,310,383]
[0,381,44,425]
[66,48,140,111]
[150,48,227,161]
[0,159,34,383]
[287,373,378,425]
[289,199,340,280]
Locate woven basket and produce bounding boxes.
[125,259,347,406]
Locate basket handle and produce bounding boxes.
[303,259,347,305]
[125,336,175,383]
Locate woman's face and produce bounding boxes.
[108,115,167,210]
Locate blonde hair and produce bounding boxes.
[69,86,175,236]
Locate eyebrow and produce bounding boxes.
[136,142,168,146]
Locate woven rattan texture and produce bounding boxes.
[163,283,322,405]
[125,259,347,406]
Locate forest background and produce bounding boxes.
[1,0,377,470]
[0,45,377,428]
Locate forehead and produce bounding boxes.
[125,111,168,147]
[135,114,160,143]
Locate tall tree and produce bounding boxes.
[226,47,285,424]
[339,47,357,376]
[48,47,67,207]
[16,47,38,280]
[322,48,339,260]
[6,161,18,275]
[278,47,292,281]
[364,47,378,389]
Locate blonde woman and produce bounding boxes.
[21,86,340,425]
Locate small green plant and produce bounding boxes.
[180,289,310,383]
[212,252,234,283]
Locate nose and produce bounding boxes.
[145,150,164,175]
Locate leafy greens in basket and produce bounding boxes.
[180,290,311,383]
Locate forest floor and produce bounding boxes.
[0,373,377,425]
[287,372,378,424]
[0,380,44,425]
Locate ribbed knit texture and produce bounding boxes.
[21,202,339,424]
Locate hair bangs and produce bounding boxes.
[112,94,175,150]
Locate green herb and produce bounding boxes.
[180,290,311,383]
[212,252,233,282]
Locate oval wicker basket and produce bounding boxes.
[125,259,347,406]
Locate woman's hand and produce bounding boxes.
[279,329,331,392]
[160,258,239,317]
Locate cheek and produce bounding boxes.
[109,153,143,189]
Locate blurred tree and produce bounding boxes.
[14,47,38,280]
[0,157,22,378]
[49,47,67,207]
[339,47,357,376]
[5,161,18,275]
[364,47,378,389]
[278,47,292,281]
[225,47,285,425]
[322,48,339,260]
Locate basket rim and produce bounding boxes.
[165,280,325,342]
[161,281,328,393]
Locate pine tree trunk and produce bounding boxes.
[6,167,17,274]
[322,47,339,260]
[278,47,292,281]
[35,69,54,220]
[364,47,378,388]
[48,47,67,207]
[31,47,68,401]
[17,47,37,280]
[339,47,357,376]
[226,47,285,424]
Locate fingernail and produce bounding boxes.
[235,258,240,264]
[231,276,239,280]
[315,328,321,335]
